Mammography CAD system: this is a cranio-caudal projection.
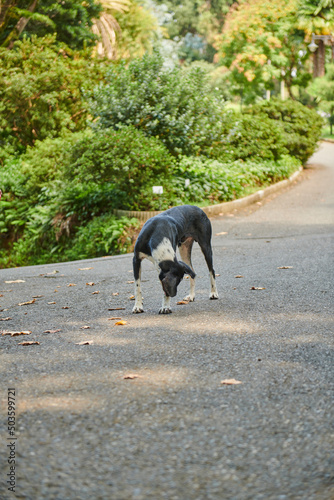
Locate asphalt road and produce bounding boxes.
[1,142,333,500]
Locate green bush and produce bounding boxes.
[0,35,107,159]
[66,126,176,210]
[246,98,324,164]
[172,154,301,204]
[86,50,227,156]
[206,113,287,162]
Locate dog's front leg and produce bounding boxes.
[159,294,172,314]
[132,255,144,313]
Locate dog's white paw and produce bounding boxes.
[210,292,219,300]
[159,307,172,314]
[183,295,195,302]
[132,306,144,313]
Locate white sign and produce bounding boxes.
[185,178,190,188]
[152,186,163,194]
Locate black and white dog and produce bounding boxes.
[132,205,219,314]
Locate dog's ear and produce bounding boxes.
[159,261,173,273]
[179,261,196,279]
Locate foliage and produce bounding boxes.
[172,155,301,205]
[0,0,102,49]
[0,35,107,158]
[246,98,324,163]
[308,63,334,134]
[214,0,312,101]
[66,126,176,210]
[86,50,227,156]
[206,113,287,162]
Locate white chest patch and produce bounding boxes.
[152,238,175,263]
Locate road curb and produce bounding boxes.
[114,167,303,221]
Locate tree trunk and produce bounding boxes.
[3,0,38,48]
[313,39,326,78]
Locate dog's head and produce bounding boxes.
[158,260,196,297]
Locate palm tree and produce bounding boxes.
[297,0,334,77]
[91,0,131,59]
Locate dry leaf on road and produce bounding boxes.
[108,317,122,320]
[123,374,140,379]
[86,282,95,286]
[92,291,99,295]
[75,340,93,345]
[215,232,228,236]
[2,331,31,336]
[235,275,244,278]
[5,280,25,284]
[250,287,266,290]
[18,299,36,306]
[112,292,119,296]
[79,267,93,270]
[48,301,56,305]
[67,283,77,287]
[221,379,242,385]
[18,341,39,346]
[62,306,70,309]
[43,329,61,333]
[277,266,293,269]
[0,317,12,321]
[177,300,189,305]
[115,320,127,326]
[80,326,90,329]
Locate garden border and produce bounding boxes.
[114,167,303,222]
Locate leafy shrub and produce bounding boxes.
[172,154,301,204]
[246,98,324,163]
[0,35,107,159]
[66,126,176,210]
[86,50,227,156]
[206,113,287,162]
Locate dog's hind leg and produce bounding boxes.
[132,255,144,313]
[198,241,219,300]
[179,237,196,301]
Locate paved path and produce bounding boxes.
[1,143,333,500]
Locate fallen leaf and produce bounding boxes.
[177,300,189,305]
[221,379,242,385]
[127,280,134,284]
[92,291,99,295]
[277,266,293,269]
[86,282,95,286]
[250,287,266,290]
[18,299,36,306]
[75,340,93,345]
[215,273,221,277]
[62,306,69,309]
[0,317,12,321]
[32,295,43,298]
[108,307,125,311]
[123,374,140,379]
[67,283,76,287]
[129,295,135,300]
[48,301,56,305]
[79,267,93,270]
[112,292,119,296]
[43,329,61,334]
[5,280,25,284]
[115,320,127,326]
[18,341,39,346]
[235,275,244,278]
[215,231,228,236]
[2,331,31,336]
[80,325,90,329]
[108,317,122,320]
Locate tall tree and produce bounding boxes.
[297,0,334,78]
[214,0,310,101]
